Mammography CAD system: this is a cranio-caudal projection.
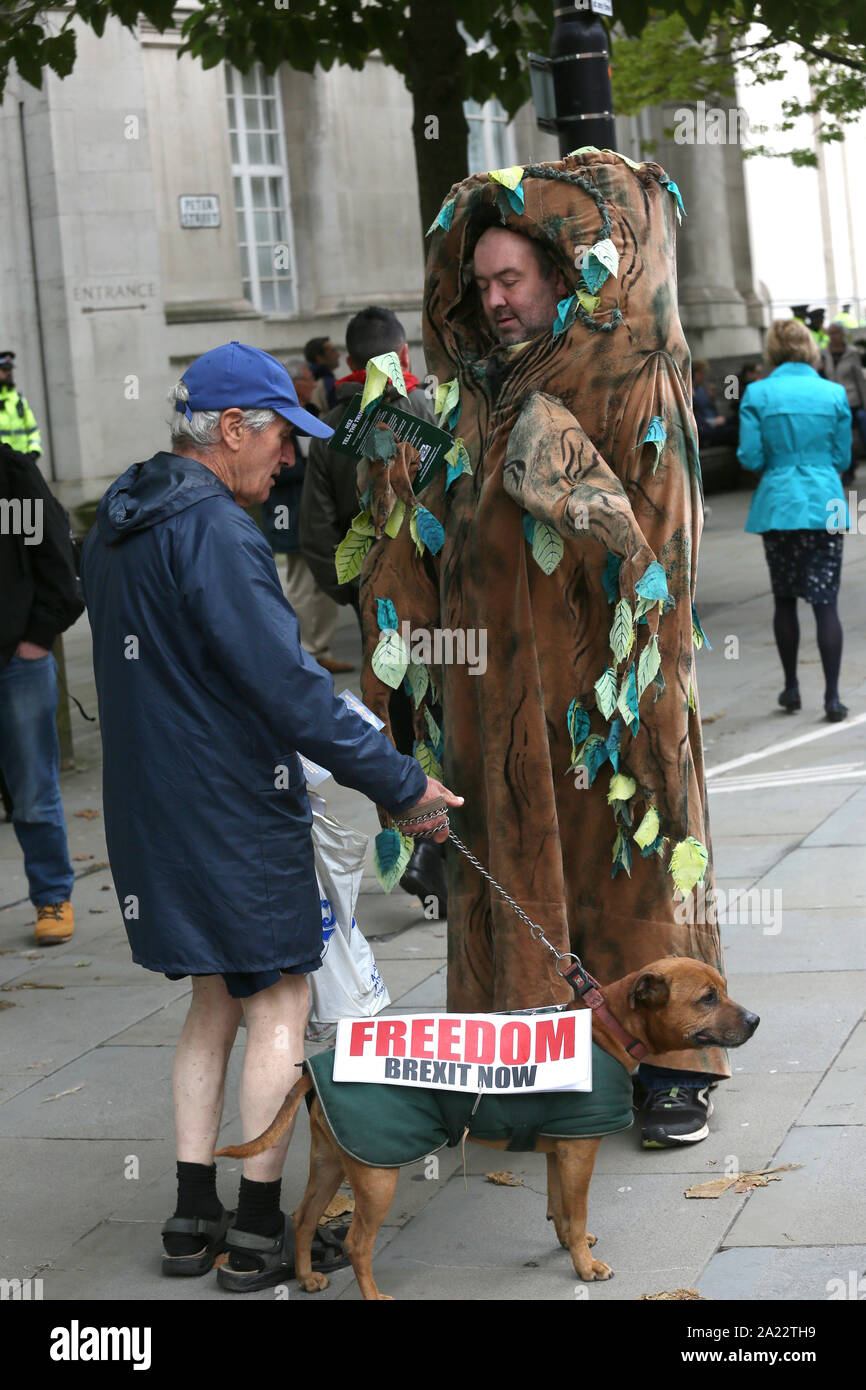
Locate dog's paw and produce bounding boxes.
[584,1260,612,1281]
[587,1233,598,1248]
[297,1272,329,1293]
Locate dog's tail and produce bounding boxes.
[214,1072,313,1159]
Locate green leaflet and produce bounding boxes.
[637,633,661,700]
[653,668,666,703]
[610,598,635,664]
[669,836,708,895]
[633,804,659,850]
[692,604,712,651]
[384,497,406,538]
[405,660,429,708]
[576,289,601,315]
[434,378,459,424]
[413,738,443,781]
[366,426,397,463]
[607,773,636,805]
[611,828,632,879]
[371,629,409,690]
[634,595,657,620]
[374,827,414,893]
[531,521,564,575]
[350,510,376,537]
[581,733,608,785]
[688,680,696,713]
[409,507,424,556]
[616,662,639,732]
[334,528,373,585]
[595,667,617,719]
[567,700,591,764]
[423,706,441,747]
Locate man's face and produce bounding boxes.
[472,228,566,345]
[0,361,13,386]
[829,326,845,352]
[292,366,315,407]
[321,340,340,372]
[226,415,295,506]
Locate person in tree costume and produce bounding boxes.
[342,152,726,1146]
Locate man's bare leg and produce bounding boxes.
[239,973,310,1182]
[173,974,243,1162]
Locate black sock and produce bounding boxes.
[229,1176,284,1271]
[163,1161,223,1257]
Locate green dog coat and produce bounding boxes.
[306,1043,633,1167]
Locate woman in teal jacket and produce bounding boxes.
[738,318,851,721]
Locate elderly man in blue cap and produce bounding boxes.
[81,342,461,1290]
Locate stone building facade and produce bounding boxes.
[0,11,763,515]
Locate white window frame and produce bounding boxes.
[465,98,518,173]
[226,63,298,315]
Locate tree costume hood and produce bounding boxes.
[353,151,725,1077]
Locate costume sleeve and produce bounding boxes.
[502,391,656,584]
[175,499,426,813]
[736,389,764,473]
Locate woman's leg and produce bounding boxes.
[772,596,800,690]
[813,601,843,704]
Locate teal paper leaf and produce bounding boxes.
[640,834,667,859]
[405,660,429,708]
[636,416,666,473]
[583,734,609,785]
[374,828,414,892]
[606,717,623,774]
[602,551,622,604]
[665,179,686,221]
[438,199,455,230]
[523,513,536,545]
[611,828,633,879]
[444,439,472,491]
[653,667,666,702]
[634,560,669,603]
[567,700,591,763]
[376,597,398,633]
[505,185,525,214]
[553,294,577,339]
[692,603,712,651]
[366,427,397,463]
[413,505,445,555]
[582,238,619,293]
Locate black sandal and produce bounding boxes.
[216,1214,351,1293]
[161,1208,234,1277]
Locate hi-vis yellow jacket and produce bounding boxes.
[0,387,41,454]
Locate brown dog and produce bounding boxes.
[216,958,758,1299]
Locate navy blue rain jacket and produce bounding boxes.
[80,452,426,976]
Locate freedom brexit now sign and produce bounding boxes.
[334,1011,592,1093]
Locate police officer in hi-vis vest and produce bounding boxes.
[0,350,42,458]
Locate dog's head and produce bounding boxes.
[626,957,759,1053]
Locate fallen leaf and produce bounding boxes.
[485,1171,523,1187]
[701,714,724,725]
[74,809,100,820]
[685,1163,802,1199]
[1,982,65,991]
[639,1288,707,1301]
[72,854,94,861]
[101,886,111,892]
[75,962,92,968]
[26,1061,49,1069]
[41,1084,84,1103]
[0,1001,15,1011]
[318,1192,355,1225]
[88,909,105,915]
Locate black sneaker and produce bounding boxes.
[638,1083,713,1148]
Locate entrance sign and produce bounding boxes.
[334,1010,592,1093]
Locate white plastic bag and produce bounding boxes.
[306,808,391,1043]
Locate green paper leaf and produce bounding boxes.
[637,633,662,700]
[444,437,472,491]
[633,805,660,850]
[371,629,409,689]
[595,667,618,719]
[653,668,666,703]
[374,827,414,892]
[610,599,635,664]
[423,707,441,747]
[350,509,376,537]
[532,521,564,575]
[611,828,633,878]
[405,660,429,708]
[692,603,712,651]
[669,836,708,895]
[608,773,636,805]
[384,497,406,538]
[553,294,577,339]
[366,426,397,463]
[413,738,442,781]
[434,378,459,424]
[576,289,601,315]
[567,700,591,763]
[334,528,373,585]
[688,679,696,713]
[616,662,639,732]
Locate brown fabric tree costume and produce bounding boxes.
[354,151,726,1078]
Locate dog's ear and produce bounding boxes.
[629,972,671,1011]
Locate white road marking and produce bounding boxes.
[706,711,866,779]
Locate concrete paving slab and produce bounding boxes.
[801,786,866,847]
[380,965,446,1012]
[366,922,447,959]
[711,836,802,882]
[721,970,866,1074]
[698,1245,866,1301]
[329,1169,752,1302]
[377,955,444,1003]
[706,781,863,840]
[721,911,866,973]
[0,1139,176,1279]
[752,846,866,910]
[798,1022,866,1128]
[103,994,192,1046]
[723,1125,866,1248]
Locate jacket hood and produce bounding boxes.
[97,452,232,545]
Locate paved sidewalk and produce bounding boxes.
[1,486,864,1302]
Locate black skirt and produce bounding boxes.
[762,529,843,603]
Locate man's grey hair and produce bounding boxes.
[285,359,311,382]
[167,379,277,450]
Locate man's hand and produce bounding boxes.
[15,640,51,660]
[394,777,463,843]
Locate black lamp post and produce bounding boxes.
[530,1,616,158]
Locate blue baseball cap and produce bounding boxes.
[176,341,333,438]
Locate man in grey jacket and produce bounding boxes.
[822,320,866,460]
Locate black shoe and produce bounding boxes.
[824,698,848,723]
[638,1083,713,1149]
[400,839,447,917]
[161,1208,234,1277]
[217,1214,350,1292]
[778,686,801,712]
